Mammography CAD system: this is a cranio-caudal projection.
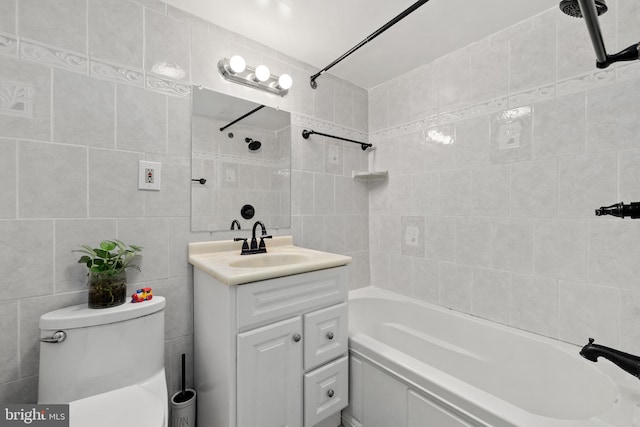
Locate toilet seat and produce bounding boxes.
[70,384,165,427]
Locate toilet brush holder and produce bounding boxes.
[170,389,196,427]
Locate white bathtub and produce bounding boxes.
[343,287,640,427]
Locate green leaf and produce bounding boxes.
[100,240,117,251]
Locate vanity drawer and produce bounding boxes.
[303,302,348,370]
[304,356,348,427]
[236,266,348,330]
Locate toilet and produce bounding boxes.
[37,296,168,427]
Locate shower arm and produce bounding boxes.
[309,0,431,89]
[577,0,640,69]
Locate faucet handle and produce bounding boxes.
[234,237,249,253]
[258,235,272,250]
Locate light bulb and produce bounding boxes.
[254,65,270,82]
[229,55,246,74]
[277,74,293,90]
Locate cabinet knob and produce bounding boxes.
[326,331,335,340]
[292,333,302,343]
[327,389,335,398]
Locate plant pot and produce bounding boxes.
[87,270,127,309]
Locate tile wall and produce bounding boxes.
[368,0,640,354]
[0,0,369,402]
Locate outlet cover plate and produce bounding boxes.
[138,160,161,191]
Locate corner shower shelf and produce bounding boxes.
[352,171,388,181]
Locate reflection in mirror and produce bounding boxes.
[191,87,291,232]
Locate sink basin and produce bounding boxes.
[188,236,352,285]
[229,253,311,268]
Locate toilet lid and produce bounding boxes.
[69,385,165,427]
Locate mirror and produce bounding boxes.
[191,87,291,232]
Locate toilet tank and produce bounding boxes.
[38,297,166,404]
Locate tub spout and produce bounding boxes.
[580,338,640,379]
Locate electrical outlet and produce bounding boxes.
[138,161,161,191]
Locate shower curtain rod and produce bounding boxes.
[309,0,431,89]
[219,104,265,131]
[302,129,372,151]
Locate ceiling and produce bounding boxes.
[166,0,562,89]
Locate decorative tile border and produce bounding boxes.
[616,62,640,84]
[90,59,145,87]
[509,84,555,107]
[557,69,615,97]
[470,97,508,118]
[19,39,87,74]
[145,74,191,97]
[0,78,34,118]
[0,33,17,58]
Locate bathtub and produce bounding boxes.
[343,287,640,427]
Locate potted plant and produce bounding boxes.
[75,240,143,309]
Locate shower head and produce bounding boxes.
[559,0,607,18]
[244,137,262,151]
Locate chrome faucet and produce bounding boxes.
[234,221,272,255]
[580,338,640,379]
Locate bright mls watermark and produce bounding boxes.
[1,405,68,427]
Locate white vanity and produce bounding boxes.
[189,236,352,427]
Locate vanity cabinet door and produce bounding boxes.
[237,316,303,427]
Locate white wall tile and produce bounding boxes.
[425,216,456,261]
[558,280,618,346]
[558,152,617,218]
[436,49,470,113]
[586,80,640,153]
[18,141,87,218]
[509,22,556,93]
[589,221,640,291]
[469,38,509,105]
[534,219,587,281]
[490,218,533,274]
[0,56,51,141]
[619,149,640,204]
[0,0,15,35]
[472,267,510,324]
[145,155,191,217]
[88,0,143,68]
[439,261,472,313]
[412,258,439,303]
[168,96,192,158]
[53,70,115,148]
[455,217,491,268]
[117,84,167,153]
[19,0,87,54]
[411,173,439,217]
[0,139,16,218]
[387,78,410,128]
[190,26,229,91]
[511,274,558,338]
[313,173,334,215]
[619,289,640,354]
[533,92,586,159]
[408,63,437,121]
[455,116,490,168]
[439,169,472,213]
[388,253,413,296]
[144,9,190,82]
[118,217,170,283]
[511,159,557,218]
[472,165,510,217]
[88,149,144,217]
[0,301,18,383]
[0,220,53,301]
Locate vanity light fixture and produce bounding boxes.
[218,56,292,97]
